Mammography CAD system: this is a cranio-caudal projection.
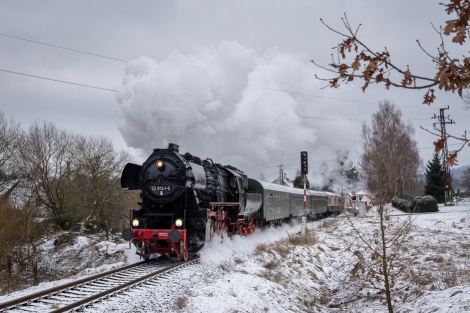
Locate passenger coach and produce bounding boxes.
[247,179,340,224]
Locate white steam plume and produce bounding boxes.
[116,41,359,179]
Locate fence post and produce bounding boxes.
[32,260,38,285]
[7,255,12,275]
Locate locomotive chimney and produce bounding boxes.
[168,143,179,153]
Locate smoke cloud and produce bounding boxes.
[116,41,359,182]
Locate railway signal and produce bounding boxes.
[300,151,308,174]
[300,151,309,236]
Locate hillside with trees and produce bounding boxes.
[0,111,139,292]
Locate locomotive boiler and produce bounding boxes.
[120,143,252,261]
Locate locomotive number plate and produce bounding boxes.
[151,185,171,192]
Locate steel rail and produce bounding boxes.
[50,257,199,313]
[0,260,148,311]
[0,257,198,312]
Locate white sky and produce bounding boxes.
[1,1,469,183]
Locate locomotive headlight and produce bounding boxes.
[175,218,183,227]
[156,160,165,171]
[132,219,140,227]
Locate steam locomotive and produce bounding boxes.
[121,143,343,261]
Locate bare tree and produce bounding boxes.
[349,100,422,312]
[342,206,415,312]
[461,167,470,195]
[0,113,41,292]
[313,1,470,163]
[0,111,21,197]
[14,121,76,229]
[12,118,137,234]
[361,101,421,201]
[72,135,133,238]
[0,199,41,293]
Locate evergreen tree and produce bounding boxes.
[424,153,445,203]
[344,164,360,186]
[293,171,310,189]
[462,167,470,197]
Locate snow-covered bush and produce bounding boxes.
[411,196,439,213]
[391,196,411,212]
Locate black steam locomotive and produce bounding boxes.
[121,143,255,260]
[121,143,343,261]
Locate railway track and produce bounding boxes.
[0,256,199,313]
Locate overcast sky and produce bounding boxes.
[1,1,469,187]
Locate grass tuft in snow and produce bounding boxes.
[175,296,187,310]
[286,229,318,246]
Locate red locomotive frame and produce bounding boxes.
[129,201,255,261]
[130,226,189,261]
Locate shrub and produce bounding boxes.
[391,196,411,212]
[411,196,439,213]
[0,201,41,294]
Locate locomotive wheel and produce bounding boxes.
[188,231,205,253]
[190,218,206,230]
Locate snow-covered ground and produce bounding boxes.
[1,202,470,312]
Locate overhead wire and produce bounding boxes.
[266,87,436,109]
[0,32,126,92]
[287,114,357,123]
[0,32,127,62]
[293,114,435,124]
[265,142,466,172]
[266,87,378,105]
[0,68,118,92]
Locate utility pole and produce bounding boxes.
[278,164,284,185]
[432,106,455,205]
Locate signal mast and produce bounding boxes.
[300,151,308,235]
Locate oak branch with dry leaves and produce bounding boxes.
[312,0,470,165]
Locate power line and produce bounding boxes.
[0,33,127,62]
[0,68,118,92]
[264,143,465,170]
[294,114,431,124]
[266,87,436,109]
[266,87,377,105]
[288,114,357,123]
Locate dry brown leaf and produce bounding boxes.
[351,57,361,71]
[447,152,459,166]
[423,89,436,105]
[433,138,446,153]
[444,20,456,35]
